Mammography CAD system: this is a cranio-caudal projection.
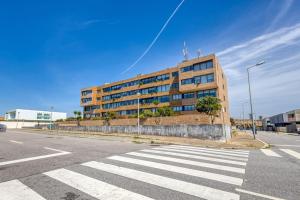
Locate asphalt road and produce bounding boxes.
[0,129,299,200]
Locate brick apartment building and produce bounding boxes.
[80,54,230,124]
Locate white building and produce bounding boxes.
[5,109,67,122]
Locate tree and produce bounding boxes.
[230,118,236,126]
[196,96,222,124]
[155,106,174,117]
[73,110,82,126]
[103,111,116,125]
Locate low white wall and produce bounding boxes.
[0,121,50,129]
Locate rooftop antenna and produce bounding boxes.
[197,49,202,58]
[182,41,189,61]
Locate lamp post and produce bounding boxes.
[50,106,54,131]
[247,61,265,139]
[137,92,141,135]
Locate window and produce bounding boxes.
[103,96,111,101]
[157,84,170,92]
[103,87,111,92]
[81,90,92,96]
[193,60,213,71]
[194,73,214,84]
[197,89,217,98]
[96,97,101,101]
[181,65,193,73]
[172,94,182,100]
[172,71,179,77]
[171,83,179,89]
[183,92,195,99]
[183,105,195,111]
[181,78,193,85]
[207,74,214,82]
[81,97,92,103]
[158,95,170,103]
[173,106,182,112]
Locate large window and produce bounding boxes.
[172,71,179,77]
[181,60,213,73]
[171,83,179,89]
[81,98,92,103]
[197,89,217,98]
[173,106,182,112]
[181,65,193,73]
[193,60,213,71]
[81,90,92,96]
[183,105,195,111]
[172,94,182,100]
[181,78,193,85]
[183,92,195,99]
[194,73,214,84]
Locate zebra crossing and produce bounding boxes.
[260,148,300,159]
[0,145,250,200]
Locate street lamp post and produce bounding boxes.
[247,61,265,139]
[137,92,141,135]
[50,106,54,131]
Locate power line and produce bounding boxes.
[121,0,186,74]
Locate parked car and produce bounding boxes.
[0,124,6,132]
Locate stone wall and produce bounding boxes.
[57,124,231,141]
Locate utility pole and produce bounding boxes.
[247,61,265,139]
[50,106,54,131]
[137,93,141,135]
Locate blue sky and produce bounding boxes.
[0,0,300,118]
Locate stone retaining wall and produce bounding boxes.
[57,124,231,141]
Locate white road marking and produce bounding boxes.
[166,146,249,157]
[0,180,46,200]
[236,188,286,200]
[170,145,249,154]
[109,155,243,186]
[141,149,246,166]
[127,152,245,174]
[9,140,23,144]
[261,149,282,157]
[280,149,300,159]
[275,145,300,148]
[83,161,240,200]
[44,168,153,200]
[155,147,249,161]
[0,147,71,167]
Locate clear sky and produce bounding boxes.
[0,0,299,118]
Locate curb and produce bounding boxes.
[256,138,270,149]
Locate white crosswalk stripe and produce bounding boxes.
[109,155,243,185]
[0,145,250,200]
[141,149,247,166]
[166,146,249,157]
[44,168,154,200]
[170,145,249,154]
[280,149,300,159]
[154,147,249,161]
[82,161,240,200]
[0,180,46,200]
[261,149,282,157]
[127,151,245,173]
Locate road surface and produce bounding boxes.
[0,129,299,200]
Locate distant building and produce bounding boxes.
[5,109,67,122]
[0,116,4,121]
[264,109,300,133]
[231,118,262,130]
[80,54,230,125]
